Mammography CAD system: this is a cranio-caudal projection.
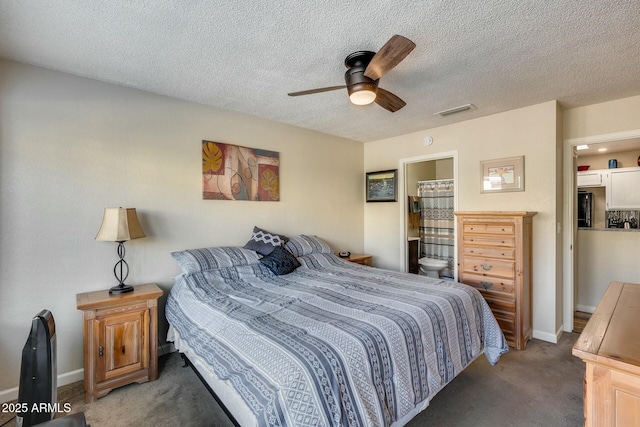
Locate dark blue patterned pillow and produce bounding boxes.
[243,226,289,256]
[259,246,300,275]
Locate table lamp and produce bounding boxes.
[95,208,146,294]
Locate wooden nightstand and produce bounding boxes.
[76,283,163,402]
[343,254,373,266]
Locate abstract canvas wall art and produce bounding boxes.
[202,140,280,201]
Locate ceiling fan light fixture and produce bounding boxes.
[349,89,377,106]
[347,80,378,106]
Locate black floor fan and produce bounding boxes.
[16,310,87,427]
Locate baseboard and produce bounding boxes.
[1,343,178,403]
[0,368,84,404]
[576,304,596,314]
[532,326,563,344]
[159,342,176,357]
[0,386,18,404]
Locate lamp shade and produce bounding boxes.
[95,208,146,242]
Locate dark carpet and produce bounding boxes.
[0,333,583,426]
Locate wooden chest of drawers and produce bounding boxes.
[454,211,536,350]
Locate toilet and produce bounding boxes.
[418,257,448,278]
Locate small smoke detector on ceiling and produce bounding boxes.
[434,104,477,117]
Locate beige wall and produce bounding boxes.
[578,149,640,170]
[564,95,640,140]
[576,229,640,311]
[564,95,640,317]
[364,101,563,342]
[0,59,364,395]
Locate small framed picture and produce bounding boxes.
[366,169,398,202]
[481,156,524,193]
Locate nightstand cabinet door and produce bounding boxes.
[96,308,149,383]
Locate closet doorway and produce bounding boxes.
[399,151,458,274]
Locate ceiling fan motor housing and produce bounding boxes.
[344,51,379,96]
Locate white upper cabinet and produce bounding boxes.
[606,167,640,210]
[577,170,607,188]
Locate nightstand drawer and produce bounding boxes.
[94,301,150,318]
[462,257,515,279]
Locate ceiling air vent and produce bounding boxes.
[434,104,476,117]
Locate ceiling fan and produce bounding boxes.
[288,35,416,112]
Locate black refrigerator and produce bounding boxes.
[577,191,592,228]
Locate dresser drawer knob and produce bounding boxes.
[481,264,492,271]
[481,281,493,289]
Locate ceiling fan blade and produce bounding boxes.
[364,35,416,81]
[375,88,406,112]
[288,85,346,97]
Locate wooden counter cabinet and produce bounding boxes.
[573,281,640,426]
[76,283,163,402]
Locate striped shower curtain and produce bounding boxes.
[418,179,455,278]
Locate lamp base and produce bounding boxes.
[109,284,134,294]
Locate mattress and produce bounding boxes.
[166,247,507,427]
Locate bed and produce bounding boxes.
[166,234,508,427]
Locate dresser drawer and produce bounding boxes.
[493,311,516,344]
[461,273,515,297]
[476,291,516,344]
[463,223,515,236]
[463,257,514,279]
[482,294,516,314]
[462,235,515,247]
[463,245,515,259]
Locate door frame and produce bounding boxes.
[398,150,458,273]
[563,129,640,332]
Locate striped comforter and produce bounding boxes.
[166,252,507,427]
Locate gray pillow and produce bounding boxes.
[259,246,301,275]
[171,246,260,274]
[284,235,333,257]
[243,226,288,256]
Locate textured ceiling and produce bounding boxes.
[1,1,639,142]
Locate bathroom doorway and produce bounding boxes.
[400,151,458,274]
